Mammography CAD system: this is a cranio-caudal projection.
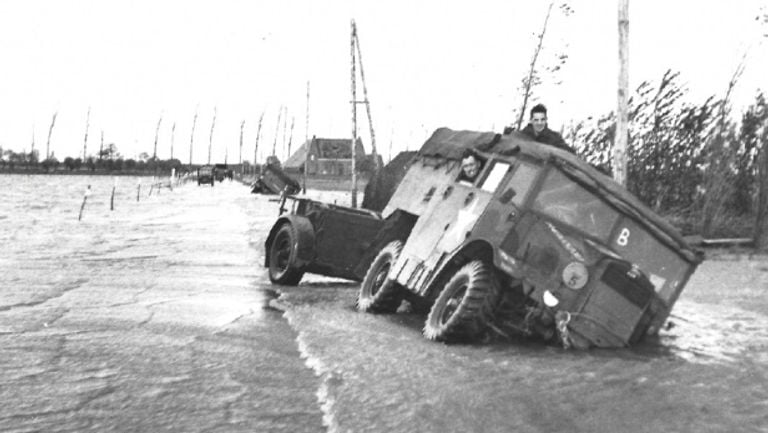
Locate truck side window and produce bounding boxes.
[504,162,538,206]
[480,161,510,192]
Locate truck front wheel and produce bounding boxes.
[423,260,499,342]
[268,223,304,285]
[357,241,404,313]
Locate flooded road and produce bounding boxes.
[0,175,322,432]
[1,174,767,433]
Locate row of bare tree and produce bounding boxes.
[568,69,768,248]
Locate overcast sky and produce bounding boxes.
[0,0,765,164]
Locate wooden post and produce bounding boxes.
[83,107,90,161]
[170,122,176,161]
[255,111,264,175]
[239,120,245,173]
[46,112,58,161]
[137,181,141,202]
[614,0,630,186]
[281,107,289,161]
[350,20,358,208]
[303,81,310,193]
[190,108,198,168]
[78,185,91,221]
[287,117,295,160]
[110,178,117,211]
[153,115,162,160]
[353,27,379,170]
[272,106,282,158]
[208,107,217,165]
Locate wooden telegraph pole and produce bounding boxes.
[353,25,380,170]
[153,115,162,160]
[83,107,90,161]
[239,119,245,172]
[254,111,264,175]
[350,20,359,208]
[615,0,630,186]
[189,108,198,168]
[170,122,176,160]
[208,107,217,165]
[303,81,310,193]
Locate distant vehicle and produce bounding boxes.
[265,128,703,349]
[251,163,301,195]
[213,164,233,182]
[197,165,214,186]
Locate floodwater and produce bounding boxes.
[1,174,767,433]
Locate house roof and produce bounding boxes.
[283,137,366,168]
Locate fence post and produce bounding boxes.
[137,181,141,202]
[110,177,117,211]
[78,185,92,221]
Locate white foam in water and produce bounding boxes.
[288,312,339,433]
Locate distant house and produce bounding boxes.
[284,136,379,176]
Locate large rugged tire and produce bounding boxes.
[268,223,304,285]
[357,241,404,313]
[423,260,500,342]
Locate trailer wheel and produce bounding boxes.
[357,241,404,313]
[268,223,304,285]
[423,260,499,342]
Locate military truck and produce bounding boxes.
[251,163,302,195]
[197,165,215,186]
[265,128,703,349]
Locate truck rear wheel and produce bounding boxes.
[423,260,499,342]
[268,223,304,285]
[357,241,404,313]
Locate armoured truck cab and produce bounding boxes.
[357,128,702,349]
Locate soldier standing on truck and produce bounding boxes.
[507,103,575,154]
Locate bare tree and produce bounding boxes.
[516,2,554,130]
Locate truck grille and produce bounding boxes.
[600,262,654,308]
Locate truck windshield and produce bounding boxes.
[532,168,620,241]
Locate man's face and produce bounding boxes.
[461,156,480,179]
[531,112,547,134]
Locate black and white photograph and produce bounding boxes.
[1,1,767,432]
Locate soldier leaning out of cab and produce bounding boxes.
[505,103,576,154]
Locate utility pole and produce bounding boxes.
[83,106,90,161]
[153,115,162,160]
[350,20,359,208]
[208,107,217,165]
[170,122,176,160]
[254,111,264,174]
[615,0,629,186]
[31,125,35,159]
[353,25,380,170]
[46,112,57,161]
[287,116,295,160]
[239,120,245,169]
[272,106,282,158]
[303,81,310,193]
[189,107,198,168]
[281,107,289,161]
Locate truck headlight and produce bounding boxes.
[543,290,560,307]
[562,261,589,290]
